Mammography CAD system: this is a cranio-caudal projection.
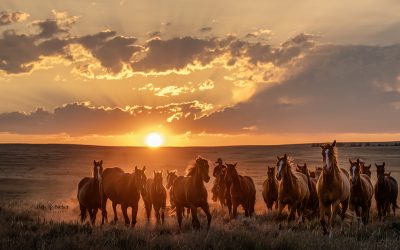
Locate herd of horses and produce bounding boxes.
[77,140,399,236]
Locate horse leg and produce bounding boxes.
[200,203,212,230]
[101,196,108,225]
[354,206,361,225]
[79,204,87,223]
[161,205,165,225]
[92,208,98,225]
[288,202,297,222]
[319,201,328,235]
[144,201,152,222]
[329,200,341,236]
[112,202,118,222]
[226,196,232,215]
[155,204,160,224]
[340,198,349,221]
[232,201,239,219]
[190,205,200,229]
[278,201,285,219]
[177,206,183,231]
[131,205,138,227]
[377,202,382,221]
[121,205,130,226]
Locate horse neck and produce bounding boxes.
[231,171,240,188]
[282,166,296,189]
[191,165,203,186]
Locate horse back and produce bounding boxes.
[78,177,91,191]
[101,168,139,205]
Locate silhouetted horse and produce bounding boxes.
[143,171,167,224]
[225,163,256,218]
[349,159,373,225]
[360,163,372,178]
[262,166,278,211]
[317,140,350,236]
[374,162,399,220]
[172,157,212,230]
[100,166,147,227]
[77,160,103,225]
[212,159,226,205]
[296,163,318,218]
[276,155,309,223]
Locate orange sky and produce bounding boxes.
[0,1,400,146]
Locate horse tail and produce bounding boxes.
[79,203,87,223]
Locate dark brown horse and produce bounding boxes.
[211,162,228,207]
[360,163,372,178]
[77,160,103,225]
[296,163,318,217]
[224,163,256,218]
[100,166,147,227]
[349,159,373,225]
[276,155,309,223]
[317,140,350,236]
[262,166,278,211]
[143,171,167,224]
[172,157,212,230]
[374,162,399,220]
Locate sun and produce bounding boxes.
[145,132,164,147]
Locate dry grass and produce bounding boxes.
[1,200,400,250]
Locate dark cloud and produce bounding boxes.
[199,27,212,33]
[0,11,29,26]
[0,101,209,136]
[78,31,141,73]
[33,11,77,39]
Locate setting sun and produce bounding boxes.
[145,133,164,147]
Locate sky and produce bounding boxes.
[0,0,400,146]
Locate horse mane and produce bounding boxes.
[286,157,297,179]
[331,146,339,168]
[185,156,207,177]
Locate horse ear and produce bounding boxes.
[320,144,324,149]
[93,160,96,165]
[100,160,103,165]
[367,164,371,168]
[349,159,352,164]
[135,166,138,171]
[383,162,385,167]
[276,156,280,160]
[332,140,336,147]
[284,154,287,159]
[375,163,378,167]
[297,164,300,168]
[234,163,237,167]
[356,159,360,164]
[304,163,307,168]
[143,166,146,171]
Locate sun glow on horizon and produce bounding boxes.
[145,132,164,147]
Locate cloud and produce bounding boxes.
[33,10,78,39]
[0,11,29,26]
[199,27,212,33]
[138,80,215,97]
[0,101,213,136]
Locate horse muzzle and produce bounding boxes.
[204,175,210,183]
[276,174,281,181]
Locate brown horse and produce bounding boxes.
[276,155,309,222]
[317,140,350,236]
[211,163,228,207]
[349,159,373,225]
[77,160,103,225]
[360,163,372,177]
[172,157,212,230]
[224,162,256,218]
[374,162,399,220]
[143,171,167,224]
[262,166,278,211]
[100,166,147,227]
[296,163,318,217]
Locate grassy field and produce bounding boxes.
[1,200,400,250]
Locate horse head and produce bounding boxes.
[134,166,147,192]
[153,170,163,186]
[349,159,361,187]
[267,165,275,179]
[296,163,308,176]
[224,162,238,184]
[166,170,177,189]
[93,160,103,181]
[360,163,372,177]
[375,162,386,184]
[320,140,337,174]
[315,167,323,178]
[276,154,290,181]
[195,157,210,183]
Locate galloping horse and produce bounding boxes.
[262,166,278,211]
[77,160,103,225]
[225,163,256,218]
[172,157,212,230]
[317,140,350,235]
[375,162,399,220]
[349,159,373,225]
[296,163,318,217]
[276,155,309,222]
[143,171,167,224]
[100,166,147,227]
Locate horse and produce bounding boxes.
[171,157,212,230]
[224,163,256,218]
[143,171,167,224]
[360,163,372,178]
[296,163,318,218]
[374,162,399,221]
[100,166,147,227]
[315,167,323,179]
[276,155,309,223]
[309,171,316,179]
[317,140,350,236]
[262,166,278,211]
[211,163,228,207]
[77,160,103,225]
[349,159,373,225]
